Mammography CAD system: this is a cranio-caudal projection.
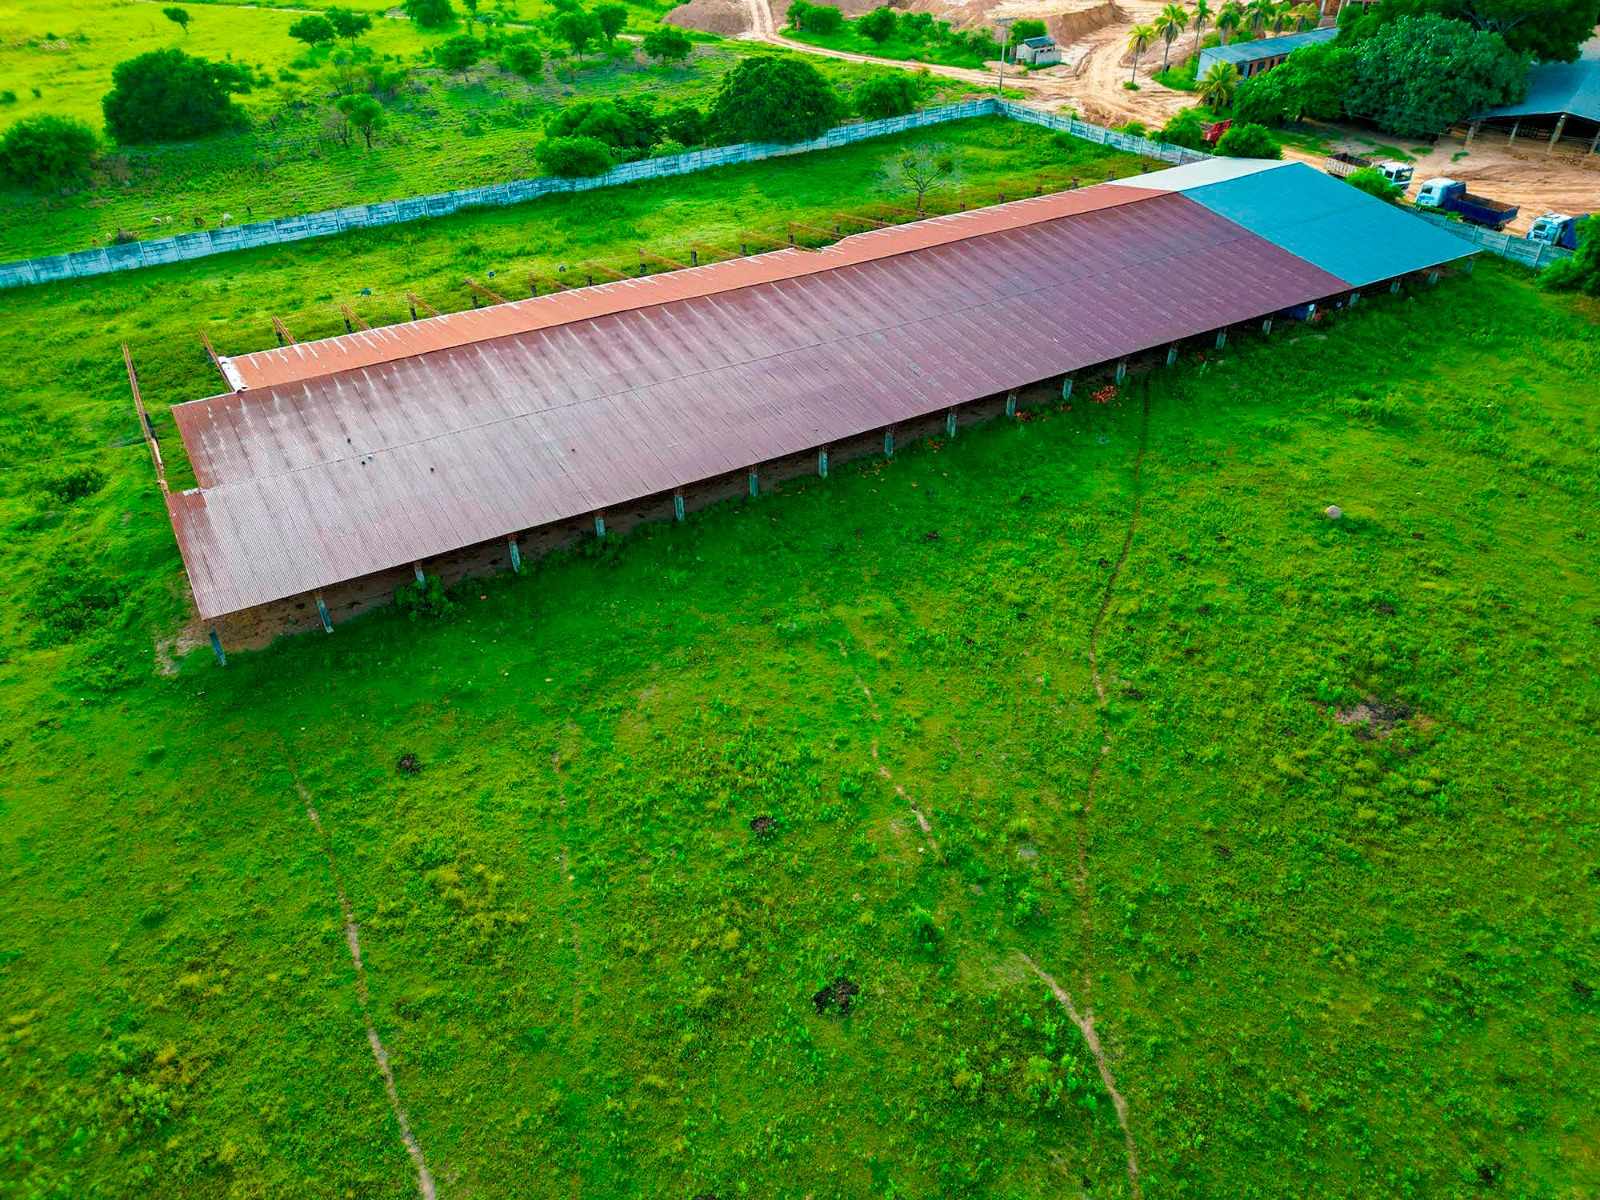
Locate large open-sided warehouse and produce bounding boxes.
[163,159,1474,647]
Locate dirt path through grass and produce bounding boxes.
[296,775,438,1200]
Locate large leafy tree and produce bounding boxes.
[101,48,251,143]
[0,115,98,187]
[1342,0,1600,62]
[1343,15,1526,137]
[707,56,841,144]
[1234,41,1353,123]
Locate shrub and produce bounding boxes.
[1540,215,1600,298]
[547,97,660,157]
[102,49,251,143]
[40,467,107,505]
[661,102,705,145]
[394,575,453,620]
[1158,107,1207,151]
[853,72,920,119]
[1343,166,1401,202]
[498,34,544,78]
[404,0,456,28]
[857,6,898,42]
[1214,121,1281,158]
[641,26,692,64]
[0,115,98,187]
[708,56,841,144]
[536,134,614,176]
[788,1,844,33]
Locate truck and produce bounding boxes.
[1324,151,1414,186]
[1527,212,1591,251]
[1202,119,1231,147]
[1414,178,1518,231]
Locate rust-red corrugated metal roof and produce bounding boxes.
[219,185,1156,391]
[169,185,1351,620]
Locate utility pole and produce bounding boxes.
[995,16,1013,95]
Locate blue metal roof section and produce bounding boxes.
[1200,26,1336,67]
[1174,162,1476,288]
[1476,41,1600,122]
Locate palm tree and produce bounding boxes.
[1155,2,1188,72]
[1271,1,1292,32]
[1216,1,1243,44]
[1246,0,1274,35]
[1290,2,1319,30]
[1197,60,1240,109]
[1191,0,1213,58]
[1127,23,1155,83]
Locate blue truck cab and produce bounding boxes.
[1415,178,1519,232]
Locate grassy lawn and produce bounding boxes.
[0,0,980,259]
[1,114,1598,1199]
[784,23,992,70]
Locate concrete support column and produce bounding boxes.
[1390,279,1402,294]
[1349,290,1361,307]
[1114,360,1127,384]
[594,511,606,539]
[1214,329,1228,350]
[412,562,425,586]
[818,447,829,478]
[316,591,333,633]
[1261,316,1274,335]
[673,488,685,522]
[945,408,957,438]
[1165,343,1179,366]
[1508,119,1520,146]
[507,537,522,574]
[1005,389,1017,417]
[1548,113,1567,152]
[1465,120,1480,146]
[209,628,227,667]
[1061,376,1074,400]
[748,467,759,497]
[1463,257,1475,275]
[884,428,895,458]
[1426,269,1440,286]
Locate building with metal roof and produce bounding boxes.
[1197,27,1337,79]
[158,162,1474,648]
[1015,35,1061,66]
[1470,40,1600,154]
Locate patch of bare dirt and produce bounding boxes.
[1333,697,1415,738]
[665,0,751,34]
[812,976,861,1014]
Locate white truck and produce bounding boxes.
[1324,152,1414,186]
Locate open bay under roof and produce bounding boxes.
[165,161,1473,621]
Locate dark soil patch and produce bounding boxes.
[396,753,422,775]
[1374,600,1397,616]
[922,530,941,542]
[749,814,777,839]
[1334,698,1414,738]
[1213,843,1233,860]
[1573,977,1595,1002]
[812,976,860,1015]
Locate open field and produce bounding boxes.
[2,104,1598,1197]
[0,0,979,258]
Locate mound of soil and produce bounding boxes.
[750,814,778,839]
[812,976,861,1014]
[664,0,750,35]
[396,753,422,775]
[1050,0,1124,43]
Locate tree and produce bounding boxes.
[500,33,545,77]
[1216,0,1243,43]
[1234,41,1350,122]
[854,72,920,119]
[707,55,841,144]
[1343,15,1525,138]
[433,34,483,75]
[289,14,337,47]
[328,7,374,45]
[858,7,899,43]
[1159,106,1209,149]
[537,134,614,176]
[0,115,98,187]
[1289,3,1319,31]
[1343,165,1402,201]
[1009,18,1047,45]
[1192,0,1212,57]
[336,93,385,148]
[1126,23,1155,83]
[1341,0,1600,63]
[1197,59,1240,108]
[595,3,628,44]
[163,6,190,34]
[1540,215,1600,296]
[555,9,602,57]
[1246,0,1274,34]
[101,49,251,143]
[1214,120,1281,156]
[880,142,955,213]
[1154,2,1188,72]
[789,1,844,33]
[404,0,457,29]
[547,97,661,157]
[642,26,692,64]
[662,103,705,144]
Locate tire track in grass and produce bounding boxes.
[294,772,438,1200]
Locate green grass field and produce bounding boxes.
[0,0,979,259]
[1,113,1598,1199]
[784,23,991,70]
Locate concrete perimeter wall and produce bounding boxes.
[1411,209,1574,269]
[0,99,1208,291]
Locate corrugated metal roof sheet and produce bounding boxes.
[169,189,1354,619]
[1476,43,1600,122]
[221,186,1157,391]
[1199,26,1336,67]
[1174,162,1476,287]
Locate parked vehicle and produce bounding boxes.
[1527,212,1590,251]
[1324,151,1414,185]
[1414,178,1518,231]
[1202,119,1232,146]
